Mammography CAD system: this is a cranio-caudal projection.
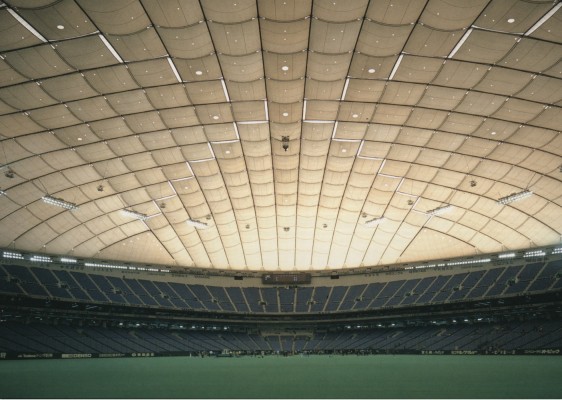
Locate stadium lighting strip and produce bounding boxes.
[405,263,446,270]
[447,258,491,266]
[121,209,149,221]
[187,219,209,229]
[135,267,161,272]
[83,262,169,273]
[364,217,385,227]
[42,195,79,211]
[85,262,128,270]
[3,251,24,259]
[405,265,429,270]
[426,204,452,216]
[2,244,561,276]
[497,190,533,205]
[524,250,546,258]
[406,258,492,270]
[30,255,52,263]
[498,252,516,259]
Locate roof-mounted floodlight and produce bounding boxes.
[427,204,452,216]
[187,219,208,229]
[42,195,78,210]
[3,251,24,259]
[30,255,52,263]
[121,209,149,221]
[497,190,532,205]
[364,217,385,227]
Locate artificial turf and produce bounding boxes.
[0,355,561,398]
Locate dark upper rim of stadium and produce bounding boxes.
[0,0,560,273]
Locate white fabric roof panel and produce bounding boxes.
[0,0,560,271]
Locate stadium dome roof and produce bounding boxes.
[0,0,560,272]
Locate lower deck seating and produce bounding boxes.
[1,319,561,355]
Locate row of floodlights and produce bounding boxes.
[364,190,533,226]
[368,318,487,329]
[35,191,532,230]
[403,248,560,271]
[3,247,559,273]
[404,257,491,270]
[2,251,170,273]
[39,196,209,228]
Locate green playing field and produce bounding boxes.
[0,355,561,398]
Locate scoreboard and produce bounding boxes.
[262,273,311,285]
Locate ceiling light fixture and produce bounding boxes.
[195,70,203,76]
[426,204,452,216]
[187,219,208,229]
[497,190,533,205]
[42,195,79,210]
[121,209,149,221]
[56,24,64,30]
[368,68,376,73]
[281,65,289,71]
[0,189,5,196]
[364,217,385,227]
